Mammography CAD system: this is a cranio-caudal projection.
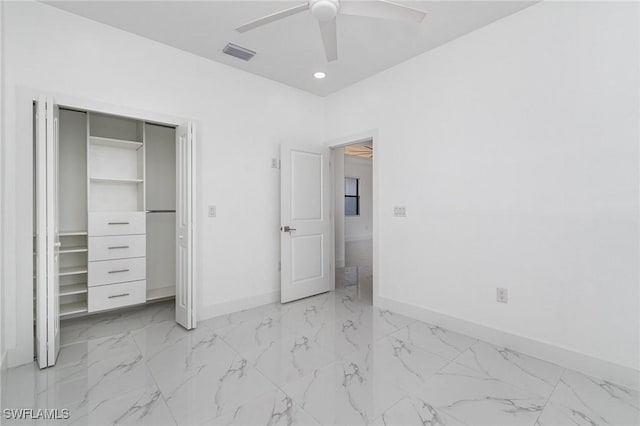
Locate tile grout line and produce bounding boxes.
[384,340,480,422]
[532,367,567,426]
[130,323,180,426]
[213,327,325,425]
[209,299,404,425]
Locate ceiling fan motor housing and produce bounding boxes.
[310,0,340,21]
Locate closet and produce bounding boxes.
[33,97,195,368]
[54,109,176,316]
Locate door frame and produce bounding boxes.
[9,88,200,367]
[327,129,379,307]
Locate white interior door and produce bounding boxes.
[175,122,196,329]
[280,144,332,303]
[35,96,60,368]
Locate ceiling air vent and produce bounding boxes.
[223,43,256,61]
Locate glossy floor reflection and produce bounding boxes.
[2,242,638,425]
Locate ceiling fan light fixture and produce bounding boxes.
[314,71,327,79]
[310,0,339,21]
[235,0,426,63]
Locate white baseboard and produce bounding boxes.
[345,234,372,242]
[7,342,34,368]
[377,296,640,391]
[198,291,280,322]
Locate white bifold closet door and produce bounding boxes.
[176,122,196,329]
[35,96,61,368]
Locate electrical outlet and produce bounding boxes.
[271,158,280,169]
[208,205,216,217]
[393,206,407,217]
[496,287,508,304]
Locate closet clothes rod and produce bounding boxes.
[145,210,176,213]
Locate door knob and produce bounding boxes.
[282,226,296,233]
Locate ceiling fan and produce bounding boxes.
[235,0,427,62]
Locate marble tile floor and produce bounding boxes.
[1,277,638,425]
[2,291,638,426]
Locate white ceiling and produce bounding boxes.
[45,0,536,96]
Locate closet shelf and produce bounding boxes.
[58,266,88,277]
[59,231,88,237]
[59,246,88,254]
[90,177,144,184]
[61,301,88,317]
[60,283,88,296]
[90,136,143,150]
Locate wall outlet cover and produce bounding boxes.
[393,206,407,217]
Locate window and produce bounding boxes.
[345,177,360,216]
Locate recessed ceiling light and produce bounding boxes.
[314,71,326,79]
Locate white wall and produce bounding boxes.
[344,155,373,242]
[325,0,639,376]
[3,1,324,366]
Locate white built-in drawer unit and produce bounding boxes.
[89,235,146,261]
[88,280,146,312]
[89,212,146,236]
[88,257,146,287]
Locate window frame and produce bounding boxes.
[344,176,360,216]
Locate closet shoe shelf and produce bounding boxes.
[60,283,88,296]
[59,231,88,237]
[58,266,88,277]
[60,301,88,317]
[59,246,88,254]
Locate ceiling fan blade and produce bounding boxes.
[319,18,338,62]
[340,0,426,23]
[236,3,309,33]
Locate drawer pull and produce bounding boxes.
[108,246,130,250]
[108,293,130,299]
[108,222,130,225]
[108,269,130,274]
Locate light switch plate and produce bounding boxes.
[208,206,216,217]
[496,287,508,304]
[271,158,280,169]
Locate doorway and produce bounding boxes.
[332,139,374,304]
[278,137,377,306]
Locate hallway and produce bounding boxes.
[335,239,373,304]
